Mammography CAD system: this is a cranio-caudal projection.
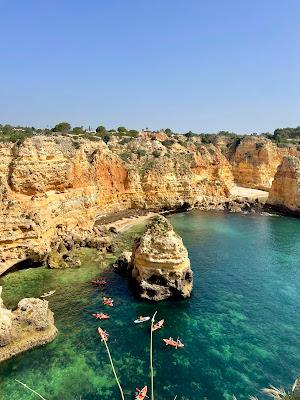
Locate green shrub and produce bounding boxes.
[185,131,195,139]
[152,150,161,158]
[140,160,155,176]
[0,132,33,143]
[72,141,81,149]
[94,131,111,143]
[200,134,212,144]
[96,125,106,134]
[117,126,127,134]
[255,142,264,150]
[72,127,85,135]
[52,122,71,132]
[137,149,146,157]
[127,130,138,138]
[119,137,131,145]
[120,152,131,162]
[82,133,100,142]
[162,139,175,147]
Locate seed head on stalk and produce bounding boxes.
[97,327,125,400]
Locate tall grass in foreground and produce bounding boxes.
[233,376,300,399]
[98,328,125,400]
[15,379,47,400]
[150,311,157,400]
[16,319,300,400]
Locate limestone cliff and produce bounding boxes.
[230,136,297,191]
[132,215,193,300]
[0,287,57,362]
[0,135,233,274]
[267,156,300,215]
[1,133,298,275]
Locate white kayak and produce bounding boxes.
[134,316,150,324]
[40,290,56,298]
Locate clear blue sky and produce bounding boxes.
[1,0,300,134]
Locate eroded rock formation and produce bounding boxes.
[132,215,193,300]
[0,287,13,346]
[0,133,299,274]
[267,156,300,215]
[230,136,297,191]
[0,135,233,274]
[0,287,57,362]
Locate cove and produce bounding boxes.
[0,211,300,400]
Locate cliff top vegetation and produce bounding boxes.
[0,122,300,150]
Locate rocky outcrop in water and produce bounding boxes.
[132,216,193,301]
[267,156,300,215]
[0,287,57,362]
[0,287,13,346]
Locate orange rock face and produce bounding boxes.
[0,133,298,274]
[267,156,300,215]
[230,136,297,191]
[0,135,233,274]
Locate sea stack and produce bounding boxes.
[132,215,193,301]
[0,287,57,362]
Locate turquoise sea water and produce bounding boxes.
[1,211,300,400]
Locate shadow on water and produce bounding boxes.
[2,258,43,276]
[0,212,300,400]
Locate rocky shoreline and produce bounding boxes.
[0,134,299,275]
[0,195,295,362]
[0,287,57,362]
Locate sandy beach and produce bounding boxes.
[230,185,269,201]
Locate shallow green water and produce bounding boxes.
[1,211,300,400]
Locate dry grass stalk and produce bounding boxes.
[150,311,157,400]
[15,379,48,400]
[261,384,287,398]
[98,328,125,400]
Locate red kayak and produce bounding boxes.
[103,297,114,307]
[91,279,107,285]
[163,337,184,348]
[92,313,110,320]
[98,327,109,342]
[136,386,147,400]
[152,319,164,332]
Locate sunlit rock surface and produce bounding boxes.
[230,136,297,191]
[0,135,233,274]
[267,156,300,215]
[0,287,57,362]
[132,215,193,300]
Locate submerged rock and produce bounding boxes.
[113,251,132,275]
[0,287,57,362]
[132,215,193,301]
[46,248,81,269]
